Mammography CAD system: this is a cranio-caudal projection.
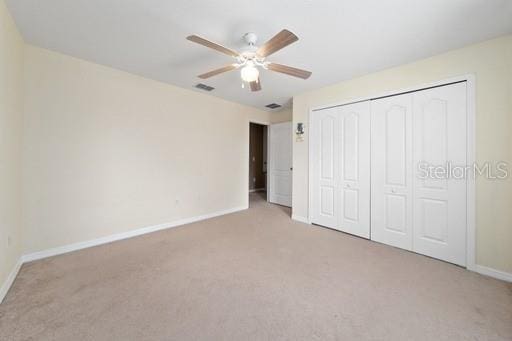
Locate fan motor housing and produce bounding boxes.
[243,32,258,46]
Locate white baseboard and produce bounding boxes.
[474,264,512,282]
[292,214,310,224]
[3,204,511,305]
[0,259,22,304]
[1,206,247,303]
[22,205,248,263]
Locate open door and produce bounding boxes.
[268,122,292,207]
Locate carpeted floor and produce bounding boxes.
[1,192,511,340]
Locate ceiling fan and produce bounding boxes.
[186,29,312,91]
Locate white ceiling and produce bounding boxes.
[7,0,512,111]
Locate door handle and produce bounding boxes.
[290,167,293,171]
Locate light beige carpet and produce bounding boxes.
[1,192,511,340]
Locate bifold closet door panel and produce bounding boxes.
[370,94,414,250]
[310,101,371,237]
[311,107,339,229]
[412,82,467,266]
[338,101,371,238]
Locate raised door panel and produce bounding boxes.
[370,94,413,250]
[413,82,467,266]
[342,113,359,182]
[385,194,407,233]
[338,101,370,238]
[419,98,449,191]
[311,108,339,228]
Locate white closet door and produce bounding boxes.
[311,107,339,228]
[338,102,371,238]
[412,82,467,266]
[371,94,414,250]
[269,122,293,207]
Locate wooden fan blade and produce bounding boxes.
[250,78,262,91]
[267,63,312,79]
[187,35,239,58]
[198,64,237,79]
[256,29,298,57]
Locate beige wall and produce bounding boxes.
[293,35,512,273]
[0,0,23,290]
[2,0,510,285]
[249,107,292,125]
[270,108,292,124]
[22,46,270,254]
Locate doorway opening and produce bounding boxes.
[248,121,293,209]
[249,122,268,203]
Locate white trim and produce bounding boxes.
[292,214,310,224]
[309,74,474,112]
[1,202,509,305]
[465,75,477,271]
[267,121,274,204]
[1,206,247,304]
[0,259,23,304]
[307,106,314,226]
[474,265,512,283]
[22,206,247,263]
[307,74,476,270]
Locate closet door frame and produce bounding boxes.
[308,74,476,270]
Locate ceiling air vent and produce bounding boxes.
[265,103,281,109]
[195,83,215,91]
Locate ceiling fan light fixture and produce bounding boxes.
[240,63,259,83]
[187,29,312,92]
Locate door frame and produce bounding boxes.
[307,74,476,270]
[248,120,270,202]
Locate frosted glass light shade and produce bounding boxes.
[241,65,259,82]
